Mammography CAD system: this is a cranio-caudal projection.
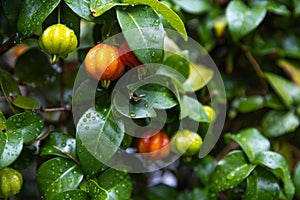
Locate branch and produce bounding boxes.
[0,36,15,55]
[53,145,81,166]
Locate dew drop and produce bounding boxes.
[129,112,136,117]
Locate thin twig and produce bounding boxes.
[53,145,81,166]
[239,42,268,93]
[40,105,71,112]
[0,36,15,55]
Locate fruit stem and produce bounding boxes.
[101,80,111,90]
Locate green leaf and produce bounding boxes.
[17,0,61,38]
[76,138,105,178]
[134,84,177,109]
[6,111,44,143]
[40,132,76,159]
[61,1,81,40]
[277,59,300,87]
[15,48,57,86]
[1,0,22,32]
[113,91,157,118]
[76,107,124,163]
[294,0,300,17]
[254,151,295,200]
[87,179,108,199]
[183,64,214,92]
[262,110,299,137]
[293,162,300,198]
[250,0,291,16]
[177,188,211,200]
[226,1,267,41]
[0,131,23,168]
[12,96,39,110]
[264,72,300,107]
[210,150,256,192]
[180,95,208,122]
[145,184,178,200]
[171,0,211,14]
[0,69,22,113]
[244,167,280,200]
[89,0,127,17]
[97,168,132,200]
[117,5,164,64]
[192,155,217,186]
[37,157,84,199]
[0,111,6,131]
[231,95,265,113]
[121,0,187,40]
[163,54,190,78]
[51,189,89,200]
[225,128,270,162]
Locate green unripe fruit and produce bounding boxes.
[203,105,215,121]
[39,24,78,63]
[0,167,23,198]
[172,130,203,156]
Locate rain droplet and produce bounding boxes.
[226,171,235,180]
[153,19,160,26]
[86,113,91,118]
[67,178,72,183]
[129,112,136,117]
[66,0,72,3]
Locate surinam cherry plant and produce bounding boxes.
[0,0,300,200]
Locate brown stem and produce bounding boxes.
[53,145,81,166]
[239,42,268,93]
[40,105,71,112]
[0,36,15,55]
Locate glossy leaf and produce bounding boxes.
[254,151,295,200]
[210,150,256,192]
[117,5,164,64]
[244,167,280,200]
[0,130,23,168]
[76,107,124,163]
[0,69,21,113]
[163,54,190,78]
[6,111,44,143]
[87,179,108,199]
[36,157,84,199]
[51,189,89,200]
[180,95,208,122]
[97,168,132,200]
[250,0,290,16]
[60,1,81,39]
[12,96,39,110]
[293,162,300,198]
[183,64,214,92]
[122,0,187,40]
[264,72,300,107]
[134,84,177,109]
[226,1,267,41]
[225,128,270,162]
[277,59,300,87]
[76,138,105,178]
[89,0,126,17]
[262,110,299,137]
[192,155,217,186]
[113,91,157,118]
[171,0,211,14]
[177,188,210,200]
[231,95,265,113]
[40,132,76,159]
[15,48,56,86]
[17,0,61,38]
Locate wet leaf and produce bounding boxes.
[0,111,6,131]
[210,150,256,192]
[231,95,265,113]
[171,0,211,14]
[244,167,280,200]
[192,155,217,186]
[117,5,164,64]
[76,138,105,178]
[17,0,61,38]
[76,107,124,164]
[87,179,108,199]
[97,168,132,200]
[145,183,178,200]
[293,162,300,198]
[6,111,44,143]
[180,95,208,122]
[37,157,84,199]
[254,151,295,200]
[0,130,23,168]
[51,189,89,200]
[225,128,270,162]
[277,59,300,87]
[226,1,267,41]
[40,132,76,159]
[89,0,126,17]
[262,110,299,137]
